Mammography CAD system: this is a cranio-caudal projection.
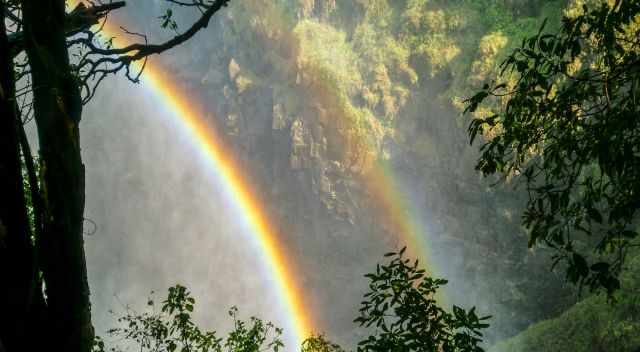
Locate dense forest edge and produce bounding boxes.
[490,252,640,352]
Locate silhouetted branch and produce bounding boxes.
[69,0,231,103]
[79,0,229,60]
[8,1,126,55]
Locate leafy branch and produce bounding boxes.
[465,1,640,296]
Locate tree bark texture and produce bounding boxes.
[22,0,93,350]
[0,2,39,351]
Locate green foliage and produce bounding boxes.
[295,20,363,96]
[225,0,566,153]
[301,335,345,352]
[351,24,415,121]
[20,157,37,239]
[225,307,284,352]
[95,250,490,352]
[92,285,284,352]
[357,0,396,30]
[466,1,640,296]
[159,8,179,33]
[354,248,490,352]
[418,33,461,77]
[467,32,508,85]
[416,0,564,104]
[489,252,640,352]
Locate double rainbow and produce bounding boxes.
[72,0,435,348]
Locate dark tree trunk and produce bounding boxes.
[22,0,93,351]
[0,2,37,351]
[1,1,225,350]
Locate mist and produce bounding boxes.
[6,1,639,352]
[75,0,576,350]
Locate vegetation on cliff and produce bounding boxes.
[4,0,638,351]
[490,253,640,352]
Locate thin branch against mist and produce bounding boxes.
[7,1,126,56]
[67,0,231,104]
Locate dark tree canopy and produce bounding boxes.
[466,0,640,296]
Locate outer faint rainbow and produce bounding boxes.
[70,0,314,347]
[243,0,436,269]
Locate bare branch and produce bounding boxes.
[84,0,230,61]
[8,1,126,55]
[70,0,231,103]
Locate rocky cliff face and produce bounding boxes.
[199,26,393,342]
[162,0,575,344]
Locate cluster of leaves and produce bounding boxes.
[354,248,490,352]
[96,250,489,352]
[466,0,640,296]
[159,8,179,33]
[92,285,284,352]
[301,335,345,352]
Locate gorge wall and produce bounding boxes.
[151,0,579,345]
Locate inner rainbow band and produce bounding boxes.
[68,0,314,347]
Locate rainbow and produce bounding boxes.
[72,0,439,347]
[69,0,314,347]
[231,1,436,268]
[138,65,314,346]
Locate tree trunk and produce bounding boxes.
[22,0,93,351]
[0,2,38,351]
